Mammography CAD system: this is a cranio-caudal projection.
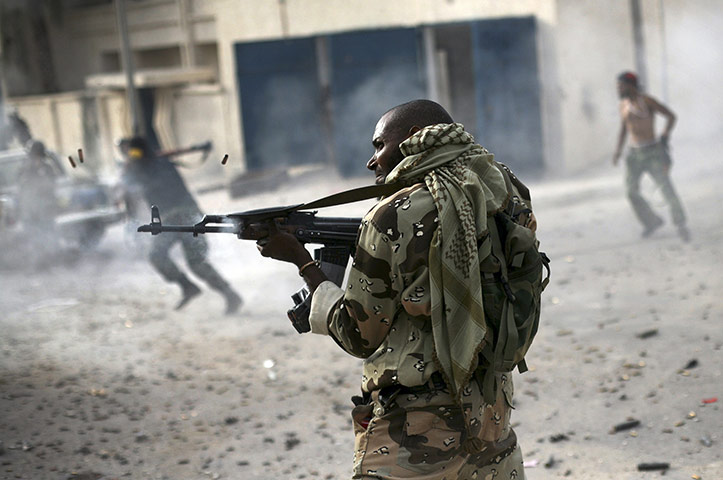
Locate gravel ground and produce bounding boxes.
[0,142,721,480]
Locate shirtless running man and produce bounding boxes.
[613,71,689,241]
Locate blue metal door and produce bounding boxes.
[234,38,327,170]
[328,28,426,176]
[472,17,544,174]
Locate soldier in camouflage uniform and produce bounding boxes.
[613,71,689,241]
[258,100,527,479]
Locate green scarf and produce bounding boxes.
[386,123,509,402]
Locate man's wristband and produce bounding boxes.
[298,260,320,277]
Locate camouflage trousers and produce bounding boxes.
[625,141,686,228]
[350,373,525,480]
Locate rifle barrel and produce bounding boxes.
[137,224,238,235]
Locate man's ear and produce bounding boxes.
[407,125,422,138]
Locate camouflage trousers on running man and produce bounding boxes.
[625,141,686,229]
[350,373,525,479]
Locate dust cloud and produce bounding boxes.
[0,2,721,479]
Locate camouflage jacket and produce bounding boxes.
[309,183,440,393]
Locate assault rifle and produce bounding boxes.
[138,205,362,333]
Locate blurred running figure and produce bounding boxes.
[612,71,689,241]
[120,136,242,314]
[17,141,63,267]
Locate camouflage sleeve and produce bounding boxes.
[323,220,404,358]
[308,186,436,359]
[308,281,343,336]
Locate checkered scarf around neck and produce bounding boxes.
[386,123,509,404]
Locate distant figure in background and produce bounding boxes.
[17,141,62,266]
[0,110,33,149]
[612,71,689,241]
[22,139,64,176]
[119,136,242,314]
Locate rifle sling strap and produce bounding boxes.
[297,160,520,212]
[297,182,406,211]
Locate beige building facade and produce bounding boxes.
[2,0,720,179]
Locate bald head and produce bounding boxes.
[367,100,454,184]
[381,100,454,139]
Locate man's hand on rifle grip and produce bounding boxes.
[256,220,329,294]
[256,220,313,267]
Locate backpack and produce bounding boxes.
[475,162,551,405]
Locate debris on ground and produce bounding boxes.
[610,419,641,433]
[637,462,670,471]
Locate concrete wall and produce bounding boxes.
[8,93,84,159]
[9,0,719,178]
[21,0,721,177]
[47,0,218,91]
[8,0,564,177]
[553,0,636,172]
[8,84,226,183]
[641,0,723,146]
[9,91,126,178]
[162,85,228,180]
[535,12,564,176]
[212,0,559,173]
[210,0,557,40]
[19,0,231,182]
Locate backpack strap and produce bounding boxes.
[497,162,532,203]
[494,161,534,220]
[492,162,516,216]
[479,214,519,405]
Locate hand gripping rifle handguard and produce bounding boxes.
[138,204,361,333]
